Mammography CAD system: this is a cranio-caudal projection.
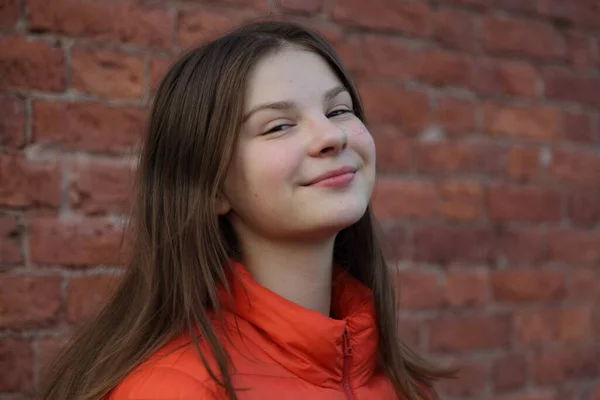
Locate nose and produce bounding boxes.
[308,115,348,157]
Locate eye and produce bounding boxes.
[327,108,353,118]
[263,123,294,135]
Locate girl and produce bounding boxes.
[42,21,454,400]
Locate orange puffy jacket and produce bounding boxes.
[108,262,400,399]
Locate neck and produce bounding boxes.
[236,233,336,316]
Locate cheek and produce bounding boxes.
[344,120,369,137]
[345,121,375,161]
[244,141,304,189]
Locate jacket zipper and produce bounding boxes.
[342,329,356,400]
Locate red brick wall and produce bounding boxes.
[1,0,600,399]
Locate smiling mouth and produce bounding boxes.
[311,172,355,188]
[303,166,357,187]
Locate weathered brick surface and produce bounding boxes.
[2,0,599,398]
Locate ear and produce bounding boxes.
[215,193,231,215]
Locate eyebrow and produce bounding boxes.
[242,86,350,122]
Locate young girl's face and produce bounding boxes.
[219,47,376,241]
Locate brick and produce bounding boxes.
[0,95,25,149]
[0,393,35,400]
[371,179,437,220]
[27,0,172,49]
[150,56,174,94]
[415,141,504,175]
[438,359,487,397]
[474,59,538,98]
[414,225,494,264]
[571,268,600,302]
[177,9,251,49]
[497,227,546,263]
[515,309,553,345]
[548,229,600,264]
[492,269,565,303]
[506,146,543,183]
[439,180,485,221]
[0,36,65,91]
[514,308,571,345]
[533,345,600,385]
[591,383,600,400]
[39,336,67,377]
[0,338,33,392]
[397,317,421,348]
[331,0,431,36]
[276,0,322,13]
[594,309,600,336]
[480,16,565,60]
[569,190,600,226]
[371,126,411,173]
[395,269,442,310]
[411,49,474,88]
[538,0,600,30]
[494,0,538,14]
[550,148,600,187]
[483,101,561,141]
[329,35,362,74]
[434,0,491,8]
[361,35,411,81]
[564,111,597,144]
[30,217,129,266]
[434,97,476,136]
[544,69,600,107]
[299,21,343,44]
[208,0,269,10]
[488,185,561,222]
[558,307,593,342]
[433,9,475,51]
[492,392,555,400]
[556,387,582,400]
[0,0,19,28]
[71,48,145,100]
[69,159,134,215]
[380,224,409,260]
[492,353,527,392]
[0,154,62,208]
[564,31,594,68]
[32,101,144,154]
[444,268,488,307]
[429,314,511,351]
[67,274,120,323]
[0,276,61,329]
[360,82,430,134]
[0,215,22,265]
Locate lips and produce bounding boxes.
[303,166,357,186]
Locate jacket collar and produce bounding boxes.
[220,260,379,389]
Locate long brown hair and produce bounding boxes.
[42,20,454,400]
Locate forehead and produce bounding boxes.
[244,47,344,109]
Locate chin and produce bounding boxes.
[311,200,369,234]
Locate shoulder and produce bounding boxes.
[108,366,218,400]
[108,334,219,400]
